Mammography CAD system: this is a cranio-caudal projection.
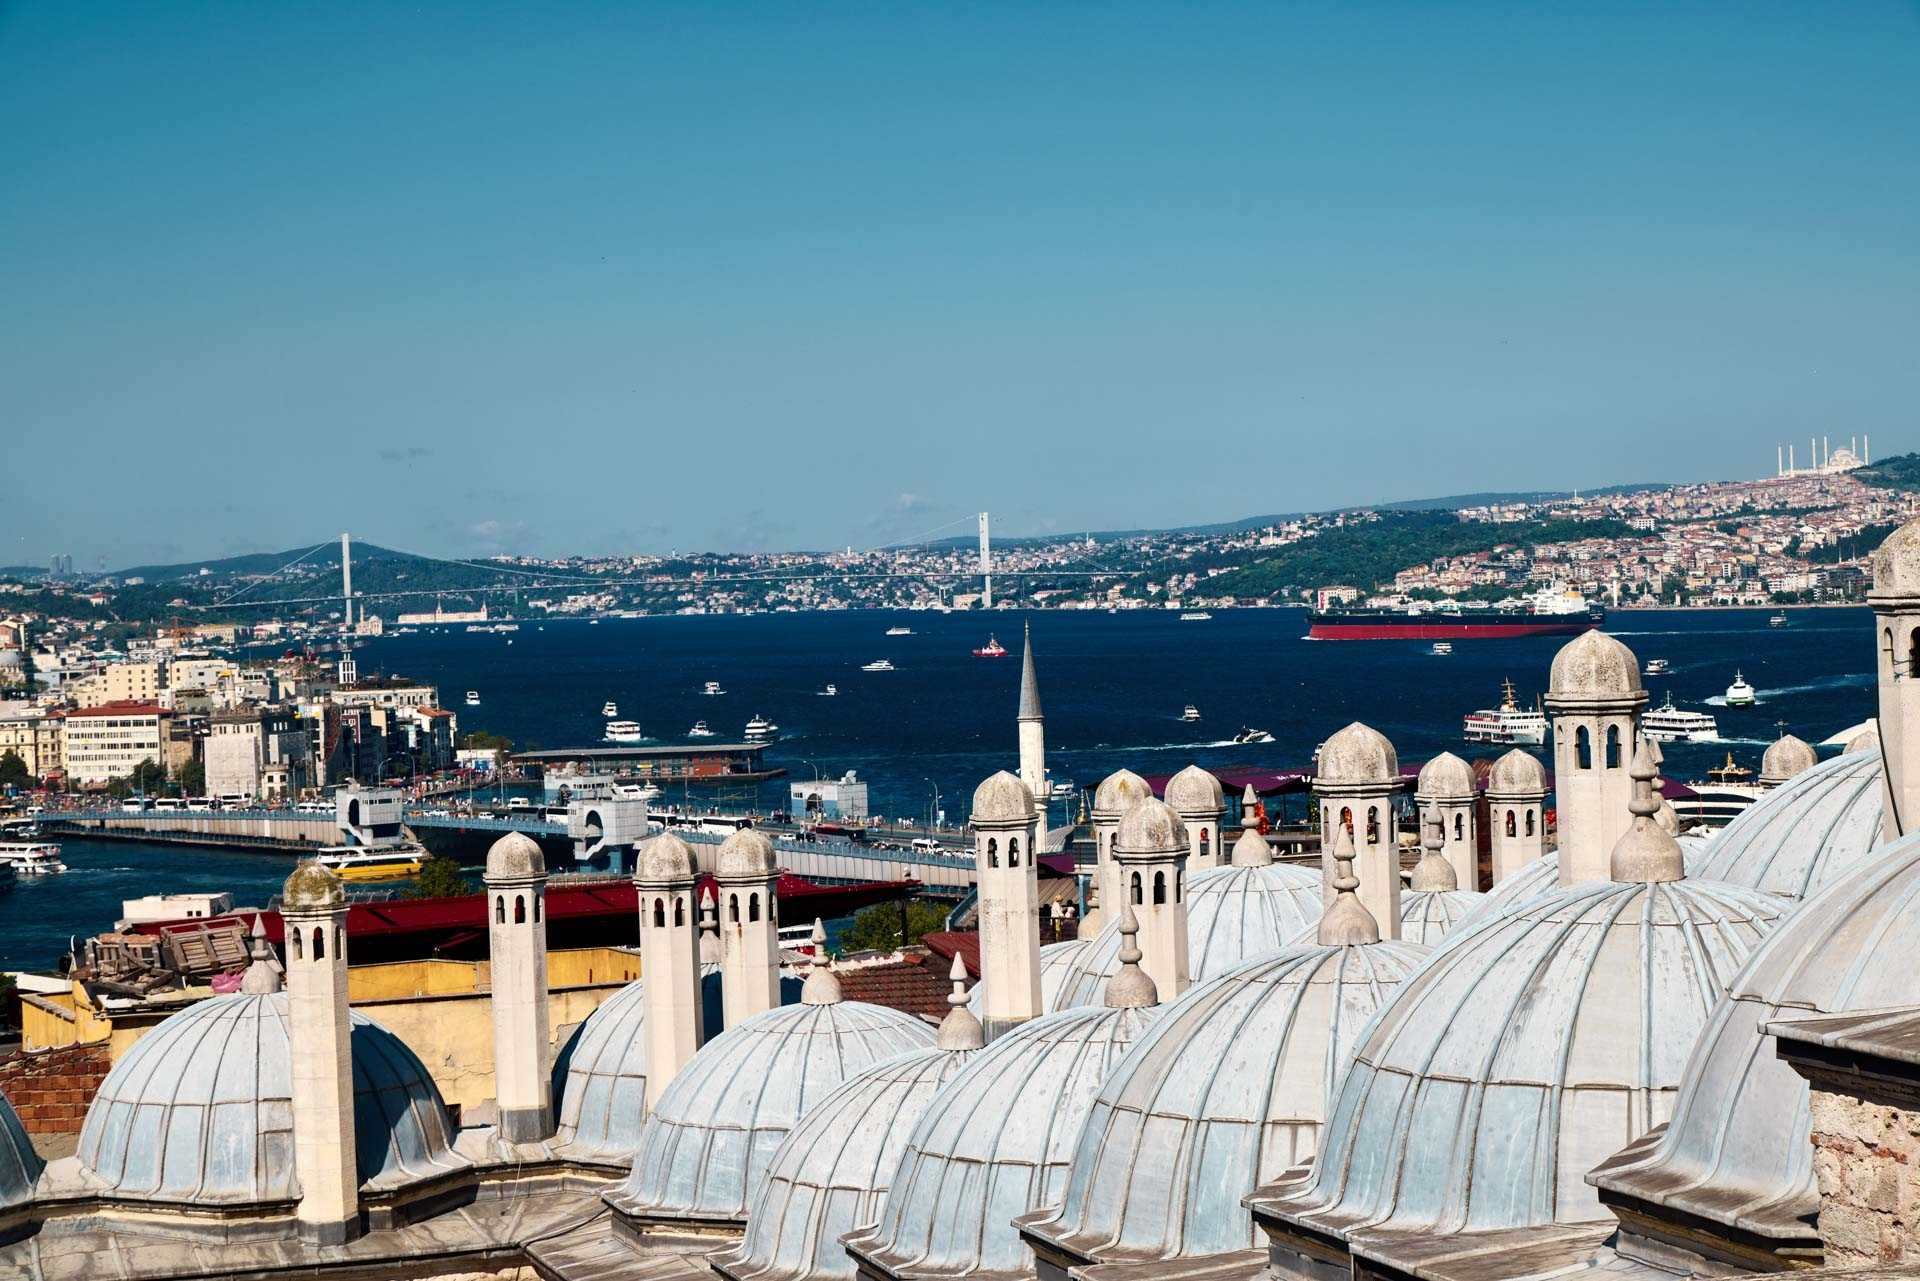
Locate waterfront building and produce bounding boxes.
[56,701,171,787]
[204,706,311,801]
[0,701,59,780]
[789,770,871,820]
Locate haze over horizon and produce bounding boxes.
[4,2,1917,568]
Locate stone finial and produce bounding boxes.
[1241,784,1264,829]
[1231,823,1274,867]
[698,884,721,965]
[1410,812,1459,892]
[1610,740,1687,883]
[800,919,842,1005]
[1646,738,1681,835]
[1103,905,1159,1009]
[935,953,985,1051]
[240,914,283,995]
[1846,724,1879,756]
[1318,823,1382,946]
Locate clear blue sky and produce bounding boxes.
[4,2,1917,568]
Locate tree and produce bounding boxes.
[105,758,171,798]
[407,855,474,900]
[0,750,33,790]
[458,730,514,753]
[838,899,951,954]
[177,758,206,797]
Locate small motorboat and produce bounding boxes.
[702,681,725,696]
[818,683,838,696]
[604,720,647,743]
[1769,613,1788,627]
[1431,641,1453,655]
[1724,672,1758,706]
[1232,727,1276,745]
[973,636,1009,658]
[1180,705,1201,722]
[687,721,716,738]
[1644,658,1670,676]
[465,691,481,706]
[862,659,895,672]
[885,626,913,636]
[602,701,618,717]
[744,715,778,742]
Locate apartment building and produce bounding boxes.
[60,701,171,787]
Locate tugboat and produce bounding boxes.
[1232,727,1275,745]
[744,715,779,742]
[1642,694,1721,743]
[972,636,1009,658]
[1180,705,1201,722]
[1724,671,1758,706]
[1462,678,1549,745]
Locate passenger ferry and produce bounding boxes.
[687,720,716,738]
[0,842,67,876]
[1462,679,1549,745]
[1430,641,1453,655]
[602,701,618,717]
[1724,672,1757,706]
[1673,754,1766,830]
[744,715,778,742]
[604,720,647,743]
[972,636,1009,658]
[1180,705,1201,722]
[465,691,481,706]
[701,681,726,696]
[1642,694,1721,743]
[1179,611,1213,622]
[1644,658,1670,676]
[313,842,427,883]
[861,659,895,672]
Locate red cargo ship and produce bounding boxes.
[1307,607,1604,640]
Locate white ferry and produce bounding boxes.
[1430,641,1453,655]
[1180,705,1201,722]
[604,720,647,743]
[862,659,895,672]
[1462,679,1549,745]
[687,721,716,738]
[1180,611,1213,621]
[314,842,427,883]
[0,842,66,876]
[1673,754,1765,830]
[1769,613,1788,628]
[1644,658,1670,676]
[701,681,725,696]
[885,626,913,636]
[1724,672,1757,706]
[465,691,481,706]
[1643,694,1721,743]
[744,715,778,742]
[602,701,618,717]
[1232,727,1275,745]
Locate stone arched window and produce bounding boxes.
[312,927,326,960]
[986,837,999,868]
[1131,872,1144,905]
[1885,626,1897,673]
[653,899,666,928]
[1605,725,1622,769]
[1365,806,1380,844]
[291,928,303,961]
[1908,627,1920,679]
[729,893,740,923]
[1525,809,1536,836]
[1576,726,1592,770]
[1153,871,1166,905]
[533,896,541,924]
[515,895,526,924]
[1008,837,1020,867]
[1454,812,1464,840]
[1199,828,1210,859]
[335,927,343,955]
[749,893,761,922]
[496,896,506,925]
[1174,868,1184,902]
[674,898,685,927]
[1340,806,1353,834]
[1505,809,1517,837]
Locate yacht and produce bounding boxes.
[604,720,647,743]
[687,720,716,738]
[1769,613,1788,627]
[1644,658,1671,676]
[701,681,725,696]
[1724,672,1758,706]
[602,701,618,718]
[1642,694,1721,743]
[0,842,66,876]
[744,715,778,742]
[818,683,838,696]
[862,659,895,672]
[314,842,427,884]
[972,636,1009,658]
[465,691,481,706]
[1180,705,1201,722]
[1430,641,1453,656]
[1672,754,1766,830]
[1180,611,1213,622]
[1232,727,1275,745]
[1049,779,1077,800]
[885,626,913,636]
[1462,678,1549,745]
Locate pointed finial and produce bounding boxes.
[1644,736,1681,835]
[935,952,985,1050]
[1317,823,1381,946]
[1103,903,1158,1008]
[800,918,842,1004]
[1230,823,1274,867]
[239,914,284,995]
[1610,739,1686,883]
[1018,622,1042,720]
[1410,811,1458,892]
[1241,784,1264,831]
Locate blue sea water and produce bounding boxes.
[0,606,1878,971]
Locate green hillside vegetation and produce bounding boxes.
[1204,511,1638,598]
[1854,453,1920,492]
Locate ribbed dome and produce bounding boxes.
[1588,830,1920,1245]
[846,1002,1158,1280]
[485,831,545,880]
[1093,769,1152,817]
[1316,723,1397,787]
[1164,765,1225,816]
[1393,886,1486,945]
[1414,753,1474,800]
[550,965,725,1165]
[969,939,1091,1019]
[1029,941,1427,1264]
[0,1090,42,1217]
[971,771,1034,825]
[1280,877,1785,1236]
[76,992,463,1206]
[1050,862,1322,1011]
[716,828,778,879]
[1758,734,1818,785]
[607,998,935,1226]
[1487,748,1547,796]
[713,1045,980,1281]
[1684,749,1884,900]
[1456,853,1559,929]
[1547,631,1644,702]
[1869,517,1920,598]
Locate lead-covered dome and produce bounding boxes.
[282,860,344,910]
[845,1001,1158,1281]
[607,995,935,1227]
[0,1090,41,1221]
[1276,876,1784,1237]
[1548,630,1644,702]
[969,939,1091,1020]
[1316,723,1397,787]
[1393,883,1485,945]
[1758,734,1818,786]
[971,771,1034,825]
[1027,940,1427,1264]
[1414,753,1474,800]
[76,991,463,1207]
[713,1041,981,1281]
[1049,862,1322,1010]
[1164,765,1225,816]
[1587,830,1920,1248]
[1684,749,1884,900]
[1487,748,1547,796]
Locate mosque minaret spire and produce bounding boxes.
[484,832,553,1143]
[1017,622,1046,815]
[281,861,359,1245]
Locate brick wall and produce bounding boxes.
[0,1041,111,1135]
[1807,1086,1920,1266]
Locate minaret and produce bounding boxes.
[1111,796,1191,1002]
[1165,764,1227,870]
[1486,748,1547,883]
[1414,752,1478,889]
[1544,631,1648,883]
[485,833,552,1142]
[281,861,359,1245]
[1871,520,1920,840]
[972,770,1043,1040]
[1313,722,1402,935]
[635,832,705,1106]
[1017,622,1047,814]
[1317,825,1381,947]
[1090,769,1151,941]
[715,827,782,1027]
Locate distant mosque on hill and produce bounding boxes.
[16,525,1920,1281]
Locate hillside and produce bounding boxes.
[1854,453,1920,492]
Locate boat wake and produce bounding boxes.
[1703,673,1872,705]
[1058,739,1263,753]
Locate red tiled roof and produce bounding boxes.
[833,951,955,1021]
[920,931,980,978]
[66,701,166,718]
